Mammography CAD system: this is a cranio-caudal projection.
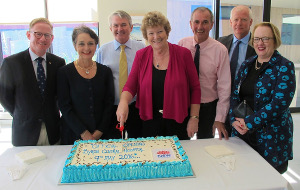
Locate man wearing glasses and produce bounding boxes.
[0,18,65,146]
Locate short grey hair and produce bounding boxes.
[230,5,253,20]
[72,25,99,46]
[191,7,214,23]
[109,10,132,27]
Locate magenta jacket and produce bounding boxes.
[123,42,201,123]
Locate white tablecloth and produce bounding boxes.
[0,137,290,190]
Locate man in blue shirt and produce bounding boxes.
[218,5,256,136]
[96,10,145,139]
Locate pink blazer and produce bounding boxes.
[123,42,201,123]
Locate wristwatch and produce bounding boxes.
[190,115,199,120]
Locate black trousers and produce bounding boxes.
[102,102,143,139]
[197,99,218,139]
[142,111,190,140]
[224,115,232,137]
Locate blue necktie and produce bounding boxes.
[230,40,241,83]
[194,44,200,76]
[36,57,46,96]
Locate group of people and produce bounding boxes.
[0,5,295,174]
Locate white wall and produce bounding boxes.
[97,0,167,45]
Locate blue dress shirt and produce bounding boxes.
[96,39,145,105]
[229,32,250,77]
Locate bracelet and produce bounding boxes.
[190,115,199,120]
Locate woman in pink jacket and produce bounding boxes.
[116,11,200,140]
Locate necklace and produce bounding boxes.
[75,60,95,75]
[154,56,161,68]
[255,59,262,70]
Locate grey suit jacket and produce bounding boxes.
[217,34,256,62]
[0,49,65,146]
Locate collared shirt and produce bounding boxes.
[29,48,47,79]
[96,39,145,105]
[229,32,251,77]
[178,37,231,123]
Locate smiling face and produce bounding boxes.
[110,15,133,44]
[26,22,53,56]
[253,26,275,62]
[190,9,213,44]
[146,25,168,50]
[230,6,253,39]
[74,33,97,61]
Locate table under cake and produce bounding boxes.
[0,137,291,190]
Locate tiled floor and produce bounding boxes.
[0,114,300,189]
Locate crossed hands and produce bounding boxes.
[232,118,249,135]
[80,130,103,140]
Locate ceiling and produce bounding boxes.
[221,0,300,9]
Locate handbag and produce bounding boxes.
[233,100,260,146]
[233,100,254,118]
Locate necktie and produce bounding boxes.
[36,57,46,96]
[119,45,128,97]
[230,40,241,83]
[194,44,200,76]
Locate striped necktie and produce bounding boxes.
[119,45,127,97]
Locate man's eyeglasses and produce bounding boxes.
[31,32,53,40]
[253,37,273,44]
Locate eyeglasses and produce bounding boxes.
[253,37,273,43]
[31,31,53,40]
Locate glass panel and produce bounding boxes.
[270,1,300,107]
[0,22,99,64]
[51,22,99,63]
[0,22,99,114]
[167,0,214,44]
[47,0,98,22]
[0,0,44,23]
[219,1,263,37]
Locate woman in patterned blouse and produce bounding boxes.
[229,22,296,174]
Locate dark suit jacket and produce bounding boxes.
[217,34,256,70]
[0,49,65,146]
[218,34,257,136]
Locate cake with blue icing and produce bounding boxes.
[61,136,193,183]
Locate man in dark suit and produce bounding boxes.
[217,5,256,136]
[0,18,65,146]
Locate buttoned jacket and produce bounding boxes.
[0,49,65,146]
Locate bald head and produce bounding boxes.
[230,5,253,39]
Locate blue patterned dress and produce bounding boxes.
[229,50,296,168]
